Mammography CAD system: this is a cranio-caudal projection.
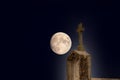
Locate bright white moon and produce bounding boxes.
[50,32,72,55]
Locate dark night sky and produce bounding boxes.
[25,0,120,80]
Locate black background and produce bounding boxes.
[25,0,120,80]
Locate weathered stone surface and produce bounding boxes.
[67,50,91,80]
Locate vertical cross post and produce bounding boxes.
[77,23,85,51]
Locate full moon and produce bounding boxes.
[50,32,72,55]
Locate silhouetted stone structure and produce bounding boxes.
[67,23,91,80]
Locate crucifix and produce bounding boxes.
[77,23,85,51]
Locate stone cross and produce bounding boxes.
[67,23,91,80]
[77,23,85,51]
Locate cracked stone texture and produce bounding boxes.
[67,50,91,80]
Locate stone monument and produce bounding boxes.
[67,23,91,80]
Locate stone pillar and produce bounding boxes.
[67,50,91,80]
